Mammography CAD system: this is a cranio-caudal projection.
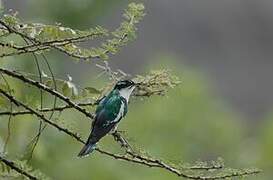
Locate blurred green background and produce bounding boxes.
[1,0,273,179]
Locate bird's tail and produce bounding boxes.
[78,141,96,157]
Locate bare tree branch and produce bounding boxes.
[0,102,96,117]
[0,29,106,58]
[0,67,95,119]
[0,73,13,153]
[0,156,38,180]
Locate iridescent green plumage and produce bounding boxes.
[95,89,128,124]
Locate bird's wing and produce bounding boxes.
[90,95,124,142]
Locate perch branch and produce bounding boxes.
[0,88,261,179]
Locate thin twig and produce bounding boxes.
[27,53,59,156]
[24,37,44,161]
[0,67,95,119]
[0,156,38,180]
[0,73,13,153]
[0,102,96,117]
[0,88,84,143]
[0,20,107,58]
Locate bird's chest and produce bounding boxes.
[113,101,127,119]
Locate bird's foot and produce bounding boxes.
[112,131,134,153]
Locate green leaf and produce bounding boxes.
[62,82,71,97]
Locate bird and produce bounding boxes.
[78,79,136,157]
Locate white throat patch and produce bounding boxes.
[119,86,135,102]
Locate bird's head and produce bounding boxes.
[114,80,136,101]
[114,79,135,91]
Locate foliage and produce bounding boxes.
[133,69,181,97]
[0,3,144,60]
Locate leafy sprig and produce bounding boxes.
[0,3,145,60]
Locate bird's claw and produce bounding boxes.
[112,130,134,152]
